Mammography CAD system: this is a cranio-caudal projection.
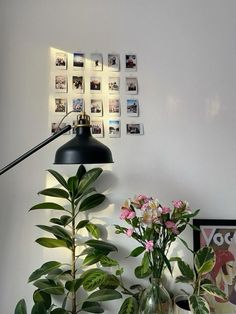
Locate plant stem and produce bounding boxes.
[71,199,77,314]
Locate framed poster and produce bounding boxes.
[193,219,236,314]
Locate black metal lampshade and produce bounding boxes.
[54,114,113,164]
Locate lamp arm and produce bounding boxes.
[0,125,72,176]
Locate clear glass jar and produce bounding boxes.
[139,278,173,314]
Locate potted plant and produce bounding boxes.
[14,165,123,314]
[174,246,227,314]
[115,195,200,314]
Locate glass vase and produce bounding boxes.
[138,278,172,314]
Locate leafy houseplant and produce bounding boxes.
[15,165,123,314]
[175,246,227,314]
[115,195,199,313]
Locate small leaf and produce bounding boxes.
[78,168,103,193]
[29,202,65,212]
[14,299,27,314]
[47,169,68,189]
[76,219,89,229]
[79,194,105,212]
[82,253,103,266]
[76,165,86,183]
[36,225,72,243]
[51,309,69,314]
[65,278,83,292]
[201,283,227,301]
[38,188,69,199]
[83,269,107,291]
[99,274,120,290]
[195,246,215,275]
[81,301,104,313]
[134,265,152,278]
[33,290,51,309]
[118,297,138,314]
[86,223,100,239]
[86,289,122,302]
[177,260,194,281]
[67,176,79,198]
[33,279,64,295]
[85,240,117,253]
[189,294,210,314]
[28,261,62,282]
[36,237,70,249]
[100,256,118,267]
[129,246,145,257]
[31,302,47,314]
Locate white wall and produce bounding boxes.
[1,0,236,312]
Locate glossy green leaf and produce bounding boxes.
[82,253,103,266]
[78,168,103,193]
[47,169,68,189]
[129,246,145,257]
[81,301,104,313]
[65,278,83,292]
[36,237,70,249]
[51,309,69,314]
[79,194,105,212]
[189,294,210,314]
[28,261,62,282]
[38,188,69,199]
[99,274,120,290]
[29,202,66,212]
[86,289,122,302]
[31,302,47,314]
[201,283,227,301]
[34,279,64,295]
[36,225,72,243]
[118,297,138,314]
[85,240,117,253]
[67,176,79,198]
[177,260,194,281]
[76,219,89,229]
[76,165,86,183]
[141,252,149,273]
[100,256,118,267]
[14,299,27,314]
[134,265,152,279]
[195,246,215,275]
[86,223,100,239]
[83,269,107,291]
[33,290,51,309]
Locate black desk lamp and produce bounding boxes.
[0,112,113,176]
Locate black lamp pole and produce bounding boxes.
[0,125,71,176]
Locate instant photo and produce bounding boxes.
[108,54,120,71]
[127,99,139,116]
[91,53,103,71]
[72,98,84,112]
[125,54,137,71]
[55,98,67,113]
[72,76,84,93]
[73,52,85,69]
[90,77,101,92]
[55,52,67,70]
[91,120,104,138]
[108,77,120,93]
[126,77,138,94]
[55,75,67,93]
[109,120,120,137]
[90,99,103,116]
[126,123,144,135]
[109,98,120,116]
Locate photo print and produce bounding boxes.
[109,120,120,138]
[108,77,120,93]
[51,122,70,134]
[55,75,67,93]
[55,52,67,70]
[91,53,103,71]
[126,77,138,94]
[55,98,67,113]
[91,120,104,138]
[108,54,120,71]
[127,99,139,116]
[72,76,84,93]
[90,77,101,92]
[126,123,144,135]
[125,54,137,71]
[72,98,84,112]
[90,99,103,116]
[109,98,120,116]
[73,52,85,69]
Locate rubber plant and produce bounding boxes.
[14,165,123,314]
[175,246,227,314]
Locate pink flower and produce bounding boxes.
[172,200,183,209]
[165,220,179,235]
[145,240,154,252]
[137,194,149,201]
[120,208,136,220]
[126,228,134,237]
[162,206,171,214]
